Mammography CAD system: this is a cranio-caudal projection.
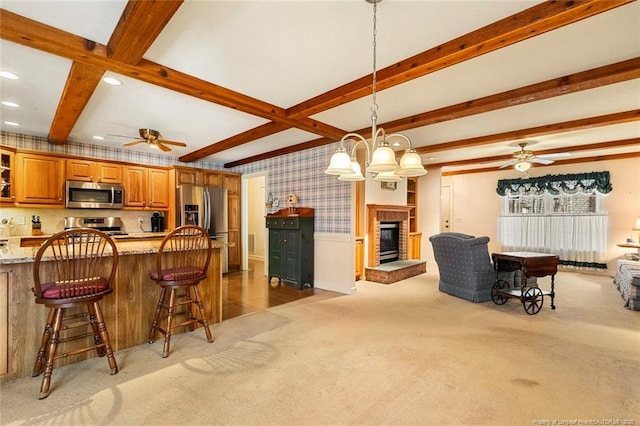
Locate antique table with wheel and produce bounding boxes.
[491,251,560,315]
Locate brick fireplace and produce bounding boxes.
[366,204,411,267]
[365,204,426,284]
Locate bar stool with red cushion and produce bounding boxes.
[32,228,119,399]
[149,225,214,358]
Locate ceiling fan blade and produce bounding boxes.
[123,140,145,147]
[499,159,517,169]
[536,152,571,159]
[156,142,172,152]
[530,157,554,165]
[108,134,138,139]
[158,139,187,147]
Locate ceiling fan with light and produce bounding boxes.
[499,142,570,172]
[110,128,187,152]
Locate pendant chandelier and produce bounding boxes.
[325,0,427,182]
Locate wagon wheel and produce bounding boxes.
[491,280,509,305]
[523,287,544,315]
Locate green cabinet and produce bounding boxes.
[265,208,314,289]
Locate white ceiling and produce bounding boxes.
[1,0,638,172]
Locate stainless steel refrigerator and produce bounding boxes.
[176,184,228,273]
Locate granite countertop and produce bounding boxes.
[0,236,228,265]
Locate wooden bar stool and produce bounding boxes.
[31,229,119,399]
[149,225,214,358]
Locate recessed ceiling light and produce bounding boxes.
[1,101,19,108]
[93,135,105,140]
[103,77,122,86]
[0,71,19,80]
[4,121,20,126]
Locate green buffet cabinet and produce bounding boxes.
[265,207,314,289]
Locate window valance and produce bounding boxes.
[496,171,612,197]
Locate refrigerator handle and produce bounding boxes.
[204,189,211,231]
[178,186,185,228]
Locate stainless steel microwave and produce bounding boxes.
[65,181,124,209]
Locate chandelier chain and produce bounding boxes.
[324,0,427,180]
[371,0,378,116]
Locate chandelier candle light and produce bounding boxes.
[325,0,427,182]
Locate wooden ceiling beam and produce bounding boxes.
[286,0,634,119]
[380,57,640,134]
[179,122,291,163]
[46,1,183,144]
[426,138,640,169]
[227,62,640,168]
[107,1,183,63]
[441,151,640,176]
[0,9,343,143]
[416,110,640,155]
[48,62,105,144]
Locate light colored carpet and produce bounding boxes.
[2,269,639,425]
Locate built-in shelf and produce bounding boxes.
[407,177,418,233]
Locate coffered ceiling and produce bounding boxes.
[1,0,638,173]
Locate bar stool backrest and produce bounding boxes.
[33,228,118,302]
[155,225,212,285]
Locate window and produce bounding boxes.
[505,192,601,215]
[496,172,611,270]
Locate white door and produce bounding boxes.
[440,185,451,232]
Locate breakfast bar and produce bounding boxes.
[0,236,224,382]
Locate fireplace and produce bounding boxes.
[366,204,411,267]
[365,204,426,284]
[379,222,400,263]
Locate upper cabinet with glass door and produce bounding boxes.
[0,148,15,204]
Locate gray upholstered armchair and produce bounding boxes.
[429,232,494,303]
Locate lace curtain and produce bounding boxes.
[496,172,611,270]
[498,215,608,269]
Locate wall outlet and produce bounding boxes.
[138,217,144,224]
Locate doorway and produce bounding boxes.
[241,172,267,276]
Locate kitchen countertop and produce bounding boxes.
[0,235,228,265]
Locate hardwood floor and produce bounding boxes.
[221,259,315,320]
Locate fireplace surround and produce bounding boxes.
[366,204,411,267]
[365,204,426,284]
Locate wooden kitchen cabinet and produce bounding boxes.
[223,172,241,270]
[224,174,240,194]
[174,167,222,188]
[0,148,15,205]
[0,270,7,375]
[203,171,222,187]
[175,167,202,186]
[123,165,169,209]
[227,192,241,270]
[15,153,65,205]
[66,159,122,183]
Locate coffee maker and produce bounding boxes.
[151,212,165,233]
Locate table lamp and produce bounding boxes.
[633,216,640,243]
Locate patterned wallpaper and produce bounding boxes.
[230,142,351,234]
[1,131,224,170]
[1,132,352,234]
